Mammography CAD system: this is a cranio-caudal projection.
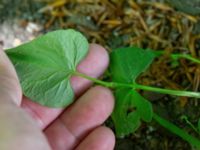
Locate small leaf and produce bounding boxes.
[6,29,89,107]
[112,89,141,137]
[112,89,153,137]
[110,47,155,83]
[110,46,155,136]
[131,91,153,122]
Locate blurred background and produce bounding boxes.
[1,0,200,149]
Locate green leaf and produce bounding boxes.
[110,47,155,83]
[112,89,153,137]
[132,91,153,122]
[6,29,89,107]
[110,46,155,136]
[111,89,141,137]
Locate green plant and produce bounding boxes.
[6,29,200,149]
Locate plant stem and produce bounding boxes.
[73,71,113,87]
[153,113,200,149]
[73,72,200,98]
[73,71,133,88]
[174,54,200,64]
[135,84,200,98]
[154,51,200,64]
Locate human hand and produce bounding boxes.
[0,44,115,150]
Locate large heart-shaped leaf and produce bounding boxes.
[6,29,89,107]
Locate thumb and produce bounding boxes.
[0,49,51,150]
[0,49,22,105]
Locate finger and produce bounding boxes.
[75,126,115,150]
[44,86,114,150]
[0,49,22,105]
[22,44,109,129]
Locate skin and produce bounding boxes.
[0,44,115,150]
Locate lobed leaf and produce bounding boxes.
[110,47,155,137]
[111,89,141,137]
[132,91,153,122]
[112,89,153,137]
[6,29,89,107]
